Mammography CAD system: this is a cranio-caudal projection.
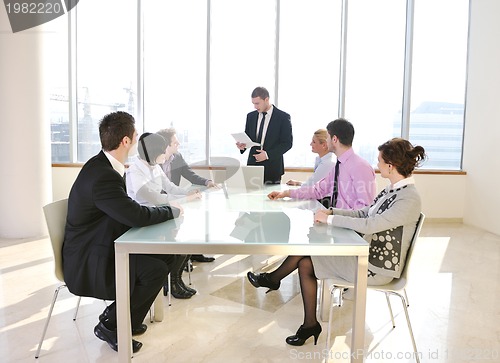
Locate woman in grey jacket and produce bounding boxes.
[247,138,426,346]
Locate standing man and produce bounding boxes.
[236,87,293,184]
[62,111,181,353]
[267,118,376,209]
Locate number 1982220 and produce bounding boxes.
[5,2,64,14]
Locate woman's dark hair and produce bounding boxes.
[137,132,167,165]
[378,138,426,177]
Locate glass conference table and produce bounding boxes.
[115,186,369,362]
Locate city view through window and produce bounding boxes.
[48,0,468,170]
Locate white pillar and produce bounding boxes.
[0,12,52,238]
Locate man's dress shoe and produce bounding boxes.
[190,254,215,262]
[99,307,148,335]
[94,321,143,353]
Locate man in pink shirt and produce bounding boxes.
[268,118,376,209]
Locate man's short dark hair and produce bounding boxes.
[99,111,136,151]
[326,118,355,146]
[251,87,270,100]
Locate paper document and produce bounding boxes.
[231,132,260,148]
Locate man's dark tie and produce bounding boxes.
[256,111,267,144]
[330,159,341,208]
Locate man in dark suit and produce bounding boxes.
[62,111,181,353]
[157,128,218,189]
[236,87,293,184]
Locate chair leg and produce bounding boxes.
[167,273,172,306]
[385,292,396,328]
[72,296,82,321]
[394,292,420,363]
[404,288,410,307]
[35,284,66,359]
[187,259,192,285]
[319,280,331,322]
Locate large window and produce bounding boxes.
[49,0,469,170]
[344,0,407,166]
[75,0,137,162]
[143,1,207,164]
[279,0,342,168]
[209,0,276,164]
[409,0,468,168]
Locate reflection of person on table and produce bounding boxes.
[268,118,376,209]
[286,129,335,187]
[62,112,181,354]
[248,138,426,347]
[231,212,290,243]
[126,132,200,299]
[236,86,293,185]
[156,127,218,263]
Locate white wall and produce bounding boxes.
[0,11,52,238]
[461,0,500,235]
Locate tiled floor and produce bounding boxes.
[1,221,499,363]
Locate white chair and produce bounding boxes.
[36,199,164,358]
[225,165,264,192]
[36,199,85,358]
[324,213,425,363]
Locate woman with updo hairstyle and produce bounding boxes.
[126,132,201,299]
[246,137,426,347]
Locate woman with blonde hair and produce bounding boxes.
[286,129,335,186]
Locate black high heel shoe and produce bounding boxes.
[247,271,280,293]
[285,322,322,346]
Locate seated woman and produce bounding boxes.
[157,127,217,263]
[126,132,201,299]
[247,138,426,346]
[286,129,335,187]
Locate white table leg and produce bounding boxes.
[116,249,132,362]
[351,255,368,362]
[153,291,164,322]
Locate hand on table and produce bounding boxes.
[314,209,331,224]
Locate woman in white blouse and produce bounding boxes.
[126,132,200,299]
[286,129,335,186]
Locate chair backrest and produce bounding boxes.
[43,199,68,282]
[241,165,264,190]
[226,165,264,191]
[400,212,425,281]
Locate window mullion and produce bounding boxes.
[401,0,415,139]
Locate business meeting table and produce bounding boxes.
[115,185,369,362]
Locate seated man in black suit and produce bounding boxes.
[62,111,181,353]
[157,127,217,263]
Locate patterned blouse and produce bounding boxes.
[329,177,421,278]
